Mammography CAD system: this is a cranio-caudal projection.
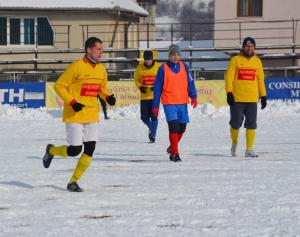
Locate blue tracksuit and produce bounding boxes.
[153,61,197,108]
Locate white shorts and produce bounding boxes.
[66,123,98,146]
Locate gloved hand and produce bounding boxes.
[191,98,198,108]
[261,96,267,109]
[227,92,235,106]
[139,86,147,94]
[152,107,159,117]
[106,94,116,106]
[70,100,84,112]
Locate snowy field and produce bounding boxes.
[1,101,300,237]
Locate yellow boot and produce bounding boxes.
[69,153,92,185]
[230,128,239,156]
[245,129,258,157]
[246,129,256,151]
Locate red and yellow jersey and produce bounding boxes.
[225,53,266,102]
[54,56,110,123]
[161,61,189,105]
[134,62,160,100]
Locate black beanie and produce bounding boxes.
[242,37,256,48]
[143,51,153,60]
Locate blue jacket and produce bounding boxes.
[153,61,197,108]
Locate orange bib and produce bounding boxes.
[161,61,189,105]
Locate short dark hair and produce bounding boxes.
[85,37,103,52]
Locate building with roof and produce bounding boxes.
[0,0,156,72]
[214,0,300,72]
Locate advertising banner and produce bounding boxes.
[265,78,300,100]
[0,82,45,108]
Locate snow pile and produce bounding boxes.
[1,100,299,121]
[261,100,300,116]
[0,104,54,121]
[109,104,141,119]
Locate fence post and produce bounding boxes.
[292,19,297,76]
[87,25,89,41]
[189,23,192,68]
[67,25,70,49]
[147,23,150,48]
[171,24,173,45]
[137,24,140,48]
[81,25,85,48]
[238,22,242,45]
[34,23,38,71]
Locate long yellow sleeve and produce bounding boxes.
[225,57,236,93]
[98,66,110,100]
[134,66,142,88]
[257,59,267,97]
[54,63,78,105]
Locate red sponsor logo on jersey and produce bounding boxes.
[142,76,156,85]
[237,68,256,81]
[80,84,100,97]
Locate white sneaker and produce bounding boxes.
[245,149,258,157]
[231,144,237,156]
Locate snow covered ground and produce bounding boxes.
[1,101,300,237]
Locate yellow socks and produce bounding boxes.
[69,153,92,183]
[230,128,239,145]
[246,129,256,150]
[49,145,68,157]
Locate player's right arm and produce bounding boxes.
[54,63,78,105]
[225,57,236,93]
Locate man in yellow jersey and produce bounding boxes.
[134,50,160,142]
[225,37,267,158]
[42,37,116,192]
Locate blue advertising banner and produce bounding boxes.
[0,82,45,108]
[265,78,300,100]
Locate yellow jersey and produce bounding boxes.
[55,56,110,123]
[225,53,266,102]
[134,62,160,100]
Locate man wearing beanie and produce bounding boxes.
[152,44,198,162]
[134,50,160,142]
[225,37,267,157]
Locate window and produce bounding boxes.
[238,0,263,17]
[24,18,35,45]
[0,17,7,45]
[0,16,54,46]
[37,17,53,45]
[10,18,20,44]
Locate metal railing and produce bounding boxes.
[1,20,300,81]
[80,19,299,48]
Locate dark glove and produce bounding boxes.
[106,94,116,106]
[227,92,235,106]
[261,96,267,109]
[71,102,84,112]
[139,86,147,94]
